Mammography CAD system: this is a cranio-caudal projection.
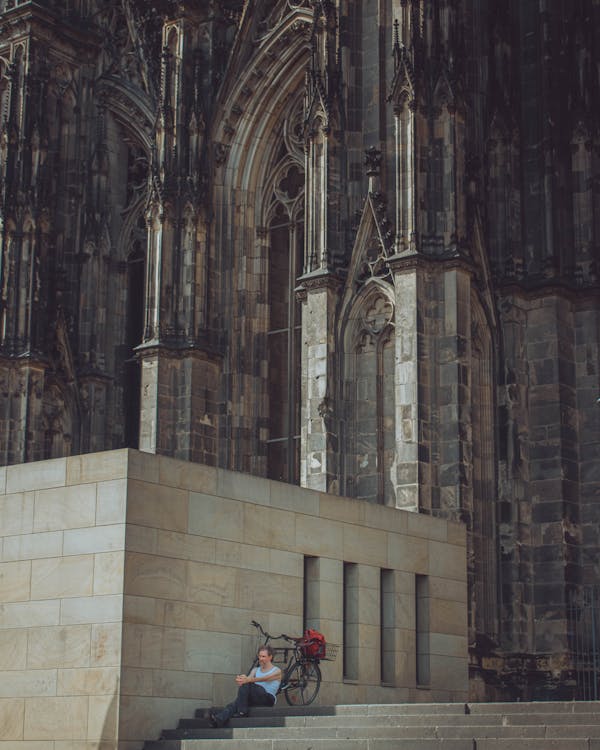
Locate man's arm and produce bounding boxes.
[236,666,281,685]
[256,666,281,682]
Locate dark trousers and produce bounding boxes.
[214,682,275,725]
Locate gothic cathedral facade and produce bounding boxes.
[0,0,599,700]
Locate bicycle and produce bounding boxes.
[248,620,336,706]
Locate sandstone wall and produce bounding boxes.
[0,449,468,749]
[0,451,127,749]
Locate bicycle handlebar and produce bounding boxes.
[251,620,301,644]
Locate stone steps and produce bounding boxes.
[144,741,599,750]
[142,701,600,750]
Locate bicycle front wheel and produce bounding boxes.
[284,661,321,706]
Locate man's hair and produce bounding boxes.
[258,644,274,658]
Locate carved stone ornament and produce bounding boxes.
[362,295,394,335]
[255,0,312,44]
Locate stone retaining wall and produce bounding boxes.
[0,449,468,749]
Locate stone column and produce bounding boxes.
[355,564,381,686]
[136,4,221,464]
[437,265,473,522]
[138,345,219,466]
[524,294,580,694]
[304,556,343,684]
[388,255,421,511]
[382,570,416,689]
[386,257,474,519]
[299,272,341,493]
[80,377,109,455]
[139,350,160,455]
[0,360,46,465]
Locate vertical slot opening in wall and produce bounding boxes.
[343,562,358,680]
[381,568,394,685]
[416,574,430,686]
[304,555,318,630]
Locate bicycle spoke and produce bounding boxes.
[284,661,321,706]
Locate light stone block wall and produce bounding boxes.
[0,449,468,749]
[0,451,126,750]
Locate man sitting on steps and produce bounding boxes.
[209,645,282,728]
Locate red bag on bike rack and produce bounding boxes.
[301,628,326,659]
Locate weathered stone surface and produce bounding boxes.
[0,0,597,717]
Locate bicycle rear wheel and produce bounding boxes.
[283,660,321,706]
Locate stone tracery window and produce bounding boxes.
[266,161,304,484]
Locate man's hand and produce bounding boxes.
[235,674,249,686]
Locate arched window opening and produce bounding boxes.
[124,228,145,448]
[0,62,9,128]
[345,289,396,505]
[166,27,179,110]
[471,307,499,641]
[267,201,303,484]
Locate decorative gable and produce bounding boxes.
[345,189,395,298]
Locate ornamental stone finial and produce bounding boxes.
[364,146,382,191]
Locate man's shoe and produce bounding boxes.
[208,711,220,728]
